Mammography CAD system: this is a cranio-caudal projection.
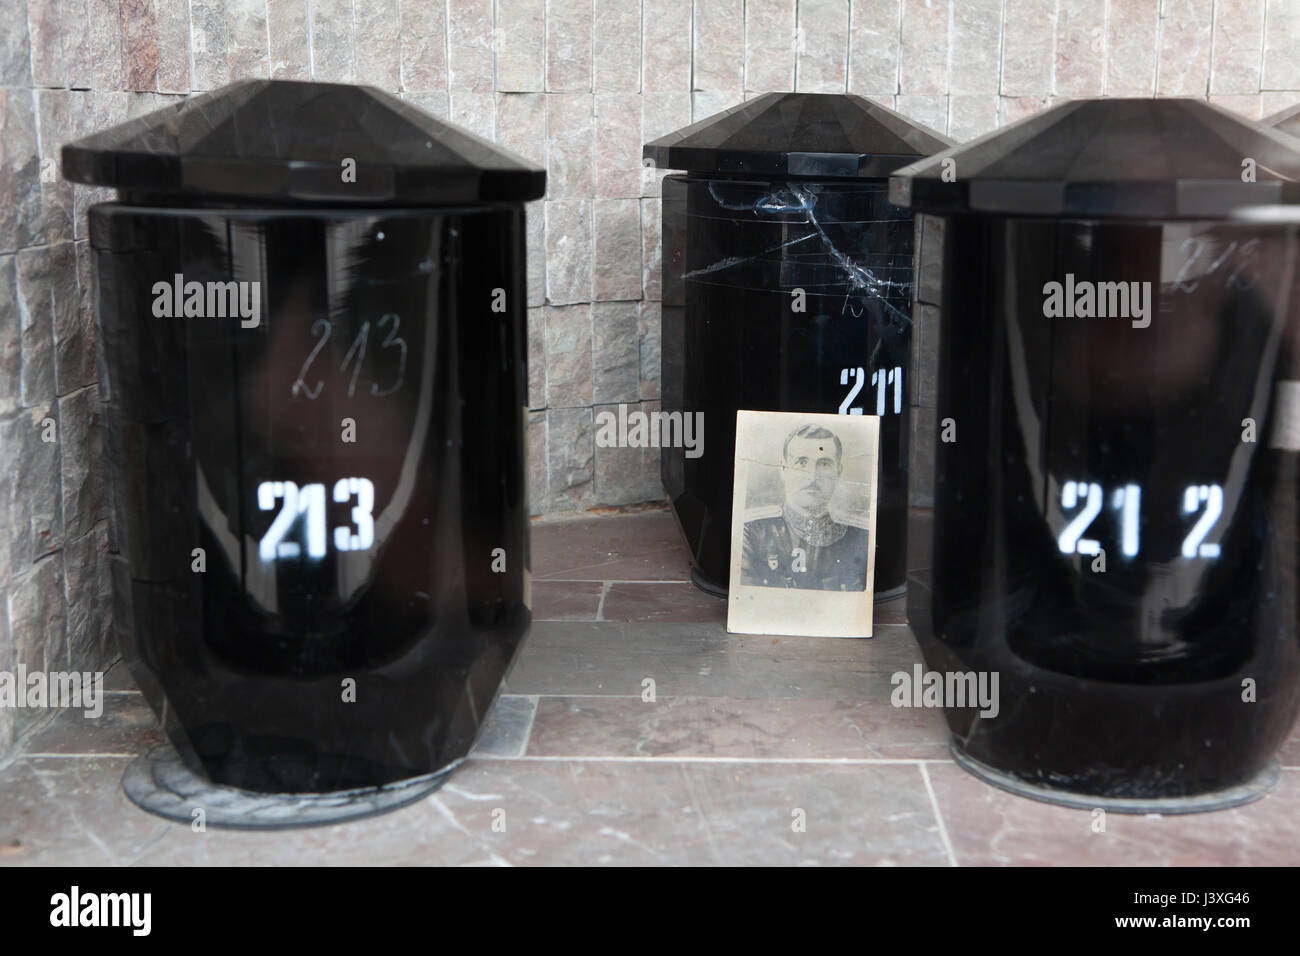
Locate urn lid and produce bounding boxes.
[642,91,954,179]
[62,79,547,205]
[890,97,1300,219]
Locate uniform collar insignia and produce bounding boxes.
[782,503,847,547]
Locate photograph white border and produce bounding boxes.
[726,409,880,638]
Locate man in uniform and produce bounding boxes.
[739,423,869,591]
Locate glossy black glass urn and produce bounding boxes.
[645,93,952,600]
[63,80,544,795]
[891,98,1300,811]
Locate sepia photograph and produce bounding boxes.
[727,410,879,638]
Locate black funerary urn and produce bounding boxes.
[891,98,1300,811]
[645,92,952,600]
[63,79,544,804]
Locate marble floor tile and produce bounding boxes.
[21,692,164,756]
[127,759,949,866]
[526,695,950,760]
[472,696,538,758]
[0,757,174,866]
[601,582,727,623]
[531,579,604,621]
[505,621,925,699]
[874,594,907,625]
[928,762,1300,866]
[531,508,690,581]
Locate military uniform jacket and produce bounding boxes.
[739,513,870,591]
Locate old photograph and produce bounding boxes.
[728,411,880,638]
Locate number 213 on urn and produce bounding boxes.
[63,80,544,796]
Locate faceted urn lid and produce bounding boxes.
[1265,101,1300,140]
[62,78,546,205]
[891,97,1300,219]
[643,92,954,179]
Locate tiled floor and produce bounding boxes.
[2,507,1298,865]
